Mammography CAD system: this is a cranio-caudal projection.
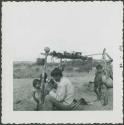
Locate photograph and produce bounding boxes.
[1,1,123,124]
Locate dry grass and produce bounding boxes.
[13,61,93,79]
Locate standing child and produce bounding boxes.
[94,64,112,106]
[32,79,42,110]
[94,64,104,101]
[94,64,109,105]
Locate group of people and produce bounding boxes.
[32,68,75,110]
[32,63,113,110]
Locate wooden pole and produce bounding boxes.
[60,58,62,66]
[105,52,113,62]
[102,48,107,75]
[41,53,47,104]
[41,47,50,104]
[102,48,109,105]
[85,53,102,57]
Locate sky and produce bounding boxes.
[2,2,123,61]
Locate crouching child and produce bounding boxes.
[32,79,42,110]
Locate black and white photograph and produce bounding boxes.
[1,1,123,124]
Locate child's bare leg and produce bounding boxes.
[98,86,102,100]
[94,86,100,100]
[103,89,108,106]
[100,85,108,106]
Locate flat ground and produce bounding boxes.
[13,70,113,111]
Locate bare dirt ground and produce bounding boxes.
[13,70,113,111]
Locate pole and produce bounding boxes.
[105,52,113,62]
[42,53,48,103]
[85,53,102,57]
[60,58,62,66]
[102,48,107,75]
[41,47,50,104]
[102,48,109,105]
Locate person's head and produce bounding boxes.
[51,68,63,82]
[33,79,41,89]
[96,64,103,73]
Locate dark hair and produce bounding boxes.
[33,79,40,88]
[51,68,62,77]
[96,64,103,70]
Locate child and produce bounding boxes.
[94,64,109,105]
[32,79,42,110]
[94,64,104,100]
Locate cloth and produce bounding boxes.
[49,77,74,105]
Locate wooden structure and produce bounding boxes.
[40,50,93,68]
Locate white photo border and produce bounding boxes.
[1,1,123,124]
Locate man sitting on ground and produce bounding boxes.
[43,68,75,110]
